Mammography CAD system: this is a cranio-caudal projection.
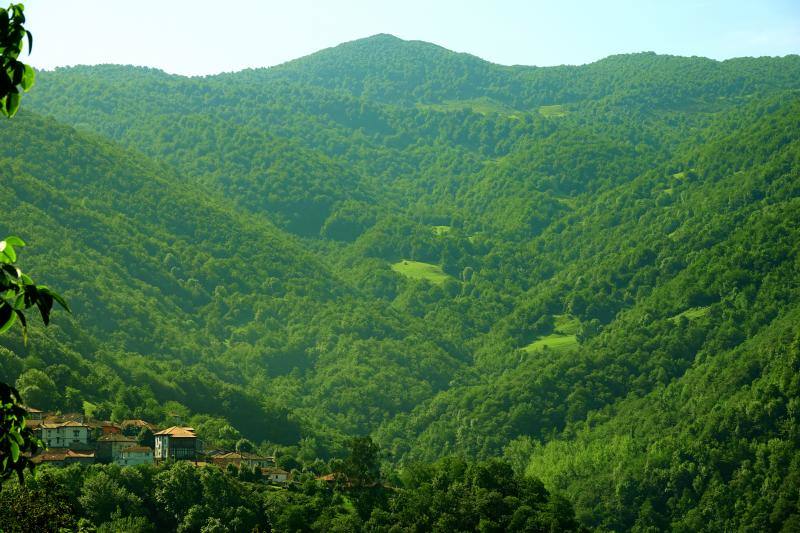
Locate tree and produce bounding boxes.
[79,471,144,525]
[234,437,254,453]
[15,368,59,410]
[154,462,203,526]
[0,3,69,483]
[341,436,381,488]
[0,3,34,117]
[137,427,155,448]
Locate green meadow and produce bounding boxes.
[523,314,580,353]
[391,260,452,285]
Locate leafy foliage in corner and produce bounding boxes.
[0,3,34,117]
[0,236,68,482]
[0,236,69,338]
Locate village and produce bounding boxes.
[22,406,291,483]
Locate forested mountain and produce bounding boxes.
[2,35,799,530]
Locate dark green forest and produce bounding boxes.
[1,34,800,531]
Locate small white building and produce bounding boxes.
[40,421,89,449]
[97,433,137,463]
[116,446,154,466]
[262,467,289,483]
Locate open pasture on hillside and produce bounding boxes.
[670,306,710,322]
[391,260,451,285]
[523,314,580,353]
[538,104,567,117]
[417,97,522,118]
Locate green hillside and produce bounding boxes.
[1,35,798,530]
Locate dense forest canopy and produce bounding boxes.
[1,34,799,530]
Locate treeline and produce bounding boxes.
[0,450,583,532]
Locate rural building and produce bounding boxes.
[31,449,95,466]
[23,406,44,422]
[40,421,89,449]
[211,451,276,469]
[23,407,44,431]
[262,467,290,483]
[97,433,137,463]
[154,426,200,461]
[116,446,154,466]
[101,423,122,435]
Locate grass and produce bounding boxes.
[553,314,581,335]
[538,104,567,118]
[522,314,580,353]
[523,334,578,353]
[391,260,451,285]
[554,195,579,209]
[672,168,696,180]
[670,306,710,322]
[417,97,522,118]
[432,225,451,236]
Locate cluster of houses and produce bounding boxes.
[24,407,289,483]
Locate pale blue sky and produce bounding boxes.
[23,0,800,76]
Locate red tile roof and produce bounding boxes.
[41,420,89,429]
[154,426,197,437]
[31,449,95,463]
[212,451,274,461]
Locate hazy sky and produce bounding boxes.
[23,0,800,76]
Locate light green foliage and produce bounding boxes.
[390,260,452,285]
[523,333,578,353]
[523,314,580,352]
[538,104,567,117]
[670,305,710,321]
[417,96,522,117]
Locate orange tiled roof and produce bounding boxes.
[31,449,94,463]
[41,420,88,429]
[153,426,196,437]
[212,451,274,461]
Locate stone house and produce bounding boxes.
[153,426,200,461]
[40,421,89,449]
[116,446,154,467]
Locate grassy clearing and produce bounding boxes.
[539,104,567,117]
[523,334,578,353]
[432,225,452,236]
[554,314,581,335]
[418,97,521,118]
[391,260,451,285]
[672,168,696,180]
[555,195,579,209]
[670,306,710,322]
[523,314,580,353]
